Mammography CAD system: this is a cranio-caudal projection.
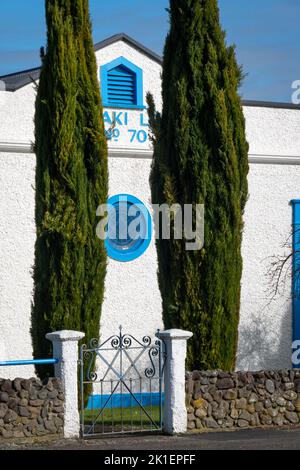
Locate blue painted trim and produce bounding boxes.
[0,359,59,367]
[86,392,164,410]
[103,104,146,110]
[100,56,144,108]
[291,200,300,361]
[100,65,108,106]
[105,194,152,263]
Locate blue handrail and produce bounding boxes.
[0,358,59,367]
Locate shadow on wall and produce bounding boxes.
[236,301,292,371]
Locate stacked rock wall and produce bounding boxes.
[186,370,300,430]
[0,377,64,438]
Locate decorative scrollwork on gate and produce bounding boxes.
[79,326,166,437]
[145,342,160,378]
[80,326,165,383]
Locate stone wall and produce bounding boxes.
[0,377,64,438]
[186,370,300,431]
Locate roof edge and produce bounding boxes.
[0,33,163,91]
[93,33,162,64]
[0,32,299,113]
[0,65,41,79]
[242,99,300,110]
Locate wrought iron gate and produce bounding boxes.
[79,326,165,437]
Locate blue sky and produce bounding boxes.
[0,0,299,102]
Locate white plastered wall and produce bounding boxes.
[0,40,300,378]
[0,151,36,378]
[95,41,163,349]
[0,40,163,379]
[236,106,300,370]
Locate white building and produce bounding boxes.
[0,33,300,377]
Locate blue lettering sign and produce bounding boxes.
[103,111,112,125]
[113,112,123,126]
[140,114,149,127]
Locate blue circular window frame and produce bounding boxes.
[105,194,152,262]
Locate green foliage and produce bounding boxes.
[32,0,108,379]
[148,0,249,371]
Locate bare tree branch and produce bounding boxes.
[266,227,300,304]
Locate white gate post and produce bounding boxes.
[156,329,193,435]
[46,330,85,438]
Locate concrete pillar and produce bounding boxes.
[156,329,193,435]
[46,330,85,438]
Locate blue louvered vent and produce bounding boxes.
[107,65,136,106]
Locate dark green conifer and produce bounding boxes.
[148,0,249,370]
[32,0,108,377]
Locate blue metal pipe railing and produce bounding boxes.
[0,358,59,367]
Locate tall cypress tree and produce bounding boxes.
[32,0,108,376]
[148,0,249,371]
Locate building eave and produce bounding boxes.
[0,33,162,92]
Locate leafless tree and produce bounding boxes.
[266,228,300,302]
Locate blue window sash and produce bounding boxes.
[105,194,152,262]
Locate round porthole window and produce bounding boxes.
[105,194,152,262]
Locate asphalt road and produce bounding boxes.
[2,427,300,450]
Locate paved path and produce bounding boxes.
[1,427,300,450]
